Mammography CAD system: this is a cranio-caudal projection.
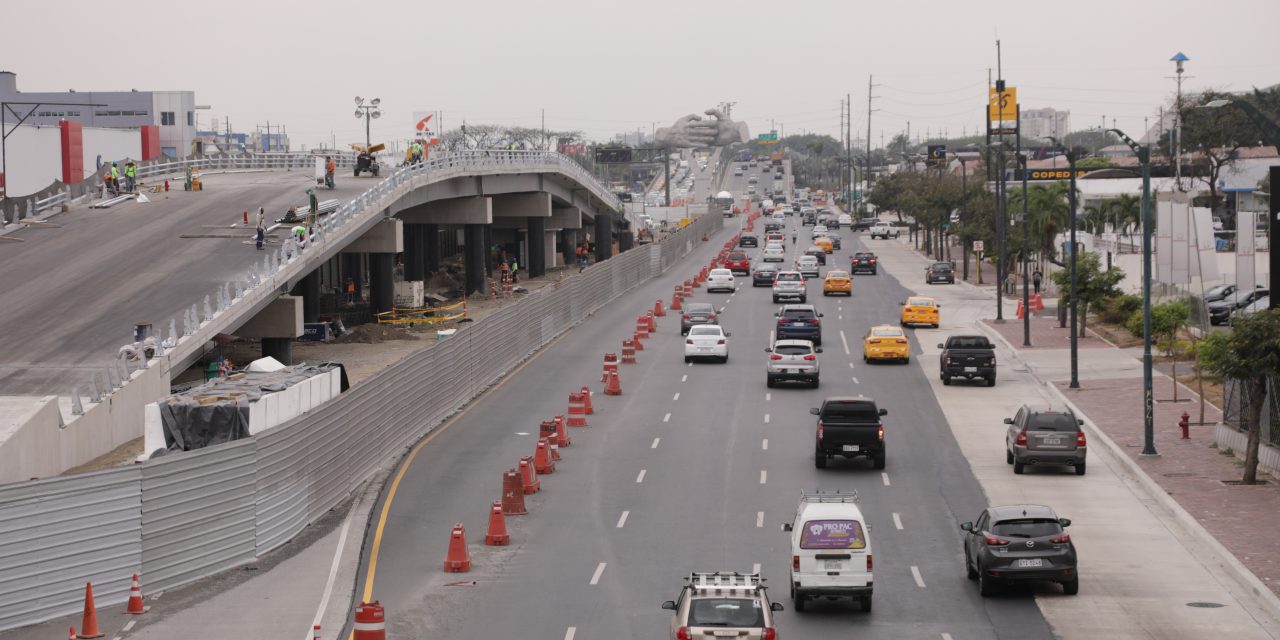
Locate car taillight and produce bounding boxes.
[944,356,951,366]
[803,354,816,361]
[792,555,800,570]
[895,339,907,344]
[877,424,884,442]
[868,339,881,344]
[763,628,777,640]
[816,421,824,441]
[686,339,694,344]
[1015,429,1027,446]
[717,339,726,345]
[681,314,690,320]
[866,554,873,571]
[1050,533,1071,544]
[992,353,997,365]
[708,314,716,321]
[676,627,691,640]
[985,534,1010,546]
[770,354,783,360]
[904,307,914,313]
[1076,431,1087,447]
[870,259,877,263]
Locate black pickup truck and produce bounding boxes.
[938,335,996,386]
[810,397,888,470]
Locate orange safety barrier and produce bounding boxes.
[519,456,540,493]
[554,415,571,446]
[671,291,683,311]
[635,316,650,339]
[604,369,623,395]
[485,502,510,545]
[602,353,619,381]
[443,522,471,572]
[646,311,657,333]
[621,339,637,364]
[580,386,594,415]
[353,601,386,640]
[534,438,556,474]
[1031,293,1045,312]
[502,469,528,515]
[567,392,589,427]
[654,298,666,317]
[539,419,558,441]
[633,331,645,351]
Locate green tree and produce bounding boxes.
[1171,86,1280,217]
[1051,251,1124,337]
[1198,309,1280,484]
[1126,299,1191,399]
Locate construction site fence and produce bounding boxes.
[0,209,722,633]
[374,300,469,325]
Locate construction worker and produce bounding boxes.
[255,219,266,250]
[411,140,424,164]
[345,277,356,305]
[124,160,137,192]
[110,162,121,192]
[292,224,308,249]
[324,156,336,189]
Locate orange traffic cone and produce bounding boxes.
[123,573,147,614]
[567,392,588,427]
[534,438,556,474]
[553,415,571,446]
[633,331,645,351]
[654,299,666,317]
[502,469,527,515]
[549,442,562,461]
[646,311,657,332]
[671,291,682,311]
[77,582,104,638]
[485,501,510,545]
[443,522,471,572]
[68,627,75,640]
[519,456,540,493]
[604,369,622,396]
[580,386,594,415]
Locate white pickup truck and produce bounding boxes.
[869,222,900,240]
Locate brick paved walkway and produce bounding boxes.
[1055,375,1280,597]
[984,312,1112,350]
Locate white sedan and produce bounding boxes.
[762,244,786,262]
[838,214,853,227]
[705,268,737,293]
[796,255,821,277]
[684,324,730,363]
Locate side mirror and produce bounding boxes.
[771,602,785,612]
[815,347,823,353]
[899,301,906,306]
[818,313,825,317]
[937,343,944,349]
[878,408,888,416]
[764,347,772,352]
[1078,419,1085,426]
[661,600,677,611]
[1003,418,1014,425]
[1059,518,1072,528]
[809,408,820,416]
[782,522,793,532]
[960,522,973,532]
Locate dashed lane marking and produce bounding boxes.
[882,472,891,486]
[911,565,926,588]
[851,377,859,384]
[636,469,647,483]
[757,512,765,528]
[590,562,607,585]
[681,374,688,382]
[565,628,577,640]
[762,438,769,450]
[617,511,630,528]
[760,470,767,484]
[893,513,904,530]
[673,392,680,401]
[764,413,771,423]
[663,413,671,422]
[651,438,661,449]
[840,330,850,355]
[766,392,771,401]
[941,634,954,640]
[123,620,136,632]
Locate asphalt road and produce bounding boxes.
[0,172,375,394]
[359,168,1053,639]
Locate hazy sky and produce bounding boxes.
[3,0,1277,149]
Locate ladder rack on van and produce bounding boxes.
[799,489,859,504]
[686,572,766,592]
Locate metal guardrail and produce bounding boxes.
[0,211,722,632]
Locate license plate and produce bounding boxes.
[699,347,713,352]
[824,560,842,570]
[842,445,859,452]
[964,367,977,372]
[1044,438,1062,446]
[1017,558,1043,568]
[792,323,806,327]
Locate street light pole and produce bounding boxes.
[949,151,969,281]
[1109,128,1157,456]
[1049,136,1080,388]
[1019,152,1031,346]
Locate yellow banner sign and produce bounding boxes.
[988,87,1018,123]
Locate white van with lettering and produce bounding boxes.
[783,490,873,613]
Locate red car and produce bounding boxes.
[724,251,751,275]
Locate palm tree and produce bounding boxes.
[1083,203,1110,236]
[808,140,826,187]
[1110,194,1140,249]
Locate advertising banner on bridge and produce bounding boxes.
[413,112,438,143]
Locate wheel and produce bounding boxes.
[873,454,886,470]
[353,169,360,177]
[942,374,952,385]
[966,551,979,580]
[684,356,691,363]
[815,446,828,469]
[766,377,776,388]
[772,296,780,303]
[863,354,869,363]
[814,337,822,346]
[1013,461,1025,474]
[1006,448,1014,464]
[900,355,909,364]
[987,375,997,387]
[1062,577,1079,595]
[823,291,829,296]
[811,378,820,389]
[720,355,729,364]
[859,595,873,612]
[978,566,997,597]
[793,591,806,612]
[799,296,807,303]
[1075,462,1087,476]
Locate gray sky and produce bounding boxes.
[4,0,1277,148]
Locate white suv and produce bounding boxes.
[869,223,899,240]
[705,268,737,293]
[783,490,873,612]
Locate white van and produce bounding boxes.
[783,490,873,612]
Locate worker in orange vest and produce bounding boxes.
[324,156,336,189]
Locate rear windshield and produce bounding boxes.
[871,328,902,337]
[1027,412,1077,432]
[930,264,952,271]
[948,337,991,349]
[908,298,936,307]
[798,257,818,264]
[800,519,867,549]
[685,304,714,314]
[826,272,849,279]
[854,253,874,259]
[727,253,747,260]
[776,273,802,281]
[822,401,878,419]
[688,598,765,627]
[781,309,816,319]
[774,344,812,355]
[689,326,721,336]
[991,518,1062,538]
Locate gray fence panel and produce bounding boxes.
[141,439,257,593]
[0,468,142,630]
[255,416,313,555]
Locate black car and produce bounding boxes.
[764,221,783,233]
[752,265,780,287]
[926,262,956,284]
[811,397,887,469]
[803,246,827,265]
[680,303,719,335]
[803,213,816,226]
[850,252,878,275]
[961,504,1078,597]
[852,218,878,231]
[1203,283,1236,303]
[1208,287,1268,325]
[740,234,759,248]
[776,304,823,345]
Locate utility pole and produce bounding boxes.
[865,75,876,213]
[1169,52,1190,192]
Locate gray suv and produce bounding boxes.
[1005,404,1087,475]
[765,339,821,388]
[960,504,1078,596]
[771,270,807,303]
[680,303,719,336]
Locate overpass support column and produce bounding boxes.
[595,214,613,262]
[369,253,395,314]
[465,223,487,295]
[527,216,546,278]
[423,224,441,274]
[404,223,424,281]
[299,270,320,323]
[483,224,494,277]
[262,338,293,366]
[618,223,633,252]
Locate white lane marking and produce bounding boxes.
[307,488,361,639]
[941,634,953,640]
[514,431,530,436]
[839,315,843,320]
[757,512,765,528]
[911,565,926,588]
[848,362,855,369]
[151,591,164,601]
[752,562,762,575]
[840,330,850,355]
[681,374,688,382]
[762,438,769,450]
[663,412,671,423]
[766,392,771,401]
[673,392,680,401]
[651,437,661,449]
[852,377,859,384]
[764,413,771,423]
[688,362,693,367]
[123,620,136,632]
[882,472,891,486]
[565,628,577,640]
[617,511,630,528]
[760,470,767,484]
[893,513,904,530]
[590,562,607,585]
[636,469,647,483]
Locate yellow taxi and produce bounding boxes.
[900,296,940,328]
[822,270,852,296]
[813,236,834,254]
[863,325,910,363]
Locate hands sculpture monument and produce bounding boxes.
[654,109,749,149]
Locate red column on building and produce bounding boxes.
[140,125,161,161]
[59,120,84,184]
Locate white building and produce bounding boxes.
[1021,107,1070,140]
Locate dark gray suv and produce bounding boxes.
[680,303,719,336]
[961,504,1078,597]
[1004,404,1087,475]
